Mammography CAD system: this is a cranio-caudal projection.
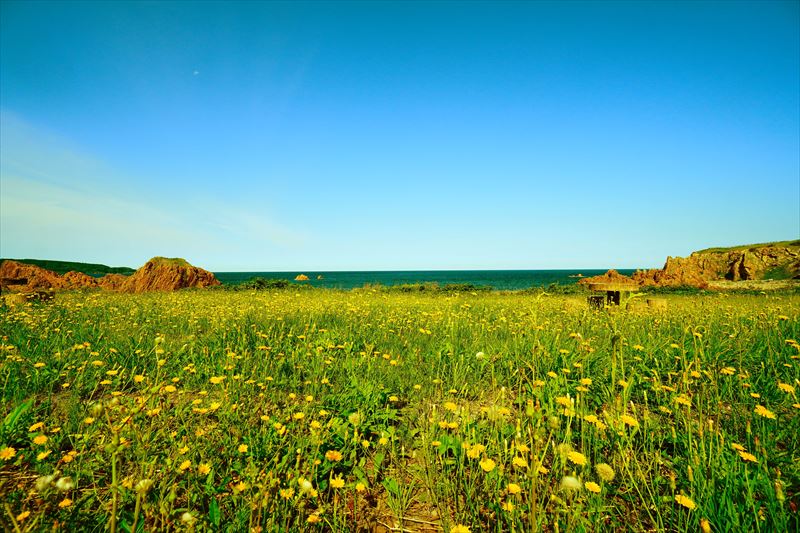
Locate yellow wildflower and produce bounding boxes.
[479,458,496,472]
[0,447,16,460]
[567,451,587,466]
[675,494,696,510]
[512,456,528,468]
[754,405,776,419]
[325,450,343,462]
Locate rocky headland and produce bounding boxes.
[0,257,220,293]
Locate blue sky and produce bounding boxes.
[1,1,798,271]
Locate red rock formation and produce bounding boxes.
[578,269,638,287]
[0,260,67,291]
[121,257,220,293]
[633,244,799,288]
[97,273,129,290]
[62,271,99,289]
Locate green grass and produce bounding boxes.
[0,258,135,277]
[0,290,798,532]
[694,240,800,254]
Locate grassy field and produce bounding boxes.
[1,289,798,532]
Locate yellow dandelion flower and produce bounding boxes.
[279,488,295,500]
[178,460,191,471]
[325,450,343,462]
[33,434,48,446]
[466,444,485,459]
[674,396,692,407]
[778,383,795,394]
[0,447,16,460]
[585,481,601,493]
[567,451,587,466]
[58,498,73,508]
[479,458,496,472]
[330,475,345,489]
[238,444,248,453]
[754,405,776,419]
[738,451,757,463]
[620,415,639,428]
[307,514,321,524]
[451,525,471,533]
[512,456,528,468]
[37,450,51,461]
[443,401,458,412]
[507,483,522,495]
[16,510,30,522]
[355,482,367,492]
[198,463,211,475]
[675,494,696,510]
[29,422,44,432]
[209,376,225,384]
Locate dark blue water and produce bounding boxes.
[214,269,637,290]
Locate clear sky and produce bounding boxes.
[1,1,798,271]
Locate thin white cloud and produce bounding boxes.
[0,110,305,269]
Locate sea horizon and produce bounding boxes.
[214,268,639,290]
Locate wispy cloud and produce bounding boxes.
[0,110,305,269]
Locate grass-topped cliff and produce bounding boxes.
[695,239,800,254]
[0,258,135,277]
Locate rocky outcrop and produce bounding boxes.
[120,257,220,293]
[62,271,99,289]
[0,260,67,291]
[578,269,639,287]
[97,273,129,290]
[0,257,220,293]
[633,242,800,288]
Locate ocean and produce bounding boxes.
[214,269,638,291]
